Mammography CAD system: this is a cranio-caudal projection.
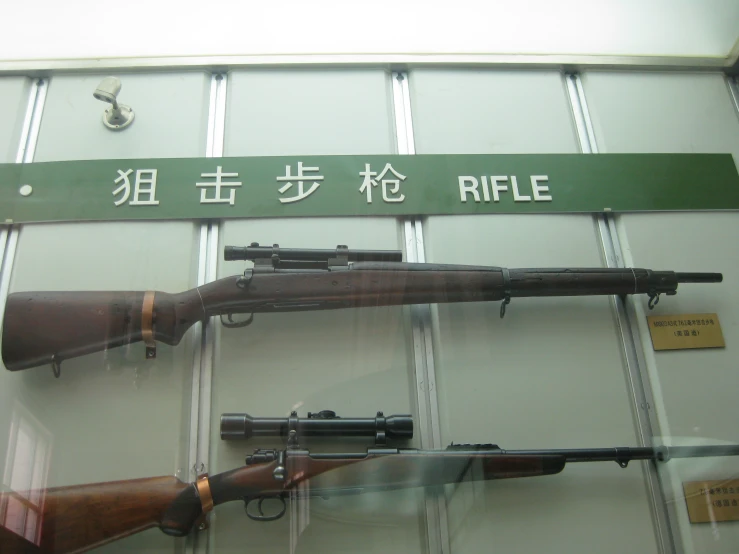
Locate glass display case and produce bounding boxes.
[0,67,737,554]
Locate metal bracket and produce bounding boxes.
[193,512,210,531]
[647,290,660,310]
[273,450,287,481]
[615,447,630,468]
[102,104,134,130]
[327,244,350,270]
[500,295,511,318]
[307,410,337,419]
[236,268,253,289]
[375,411,387,445]
[50,355,61,378]
[287,412,300,449]
[500,268,512,318]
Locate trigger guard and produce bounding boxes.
[244,496,287,522]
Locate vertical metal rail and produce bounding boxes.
[0,78,47,334]
[726,76,739,115]
[200,73,226,474]
[187,73,226,554]
[565,73,679,554]
[392,71,450,554]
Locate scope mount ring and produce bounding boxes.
[244,495,287,522]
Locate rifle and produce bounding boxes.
[2,439,738,554]
[1,242,722,375]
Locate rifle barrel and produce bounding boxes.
[502,444,739,463]
[676,272,723,283]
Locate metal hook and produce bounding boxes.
[220,313,255,328]
[244,495,287,522]
[50,356,61,378]
[647,292,660,310]
[499,295,511,319]
[236,269,254,290]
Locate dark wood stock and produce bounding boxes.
[0,476,192,554]
[2,265,506,371]
[1,263,683,371]
[0,525,41,554]
[1,290,202,371]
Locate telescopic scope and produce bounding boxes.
[224,243,403,263]
[221,410,413,441]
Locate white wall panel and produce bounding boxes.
[0,77,31,163]
[34,72,211,161]
[581,72,739,168]
[410,68,658,553]
[582,70,739,554]
[411,70,579,154]
[224,69,395,156]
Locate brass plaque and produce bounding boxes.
[684,480,739,523]
[647,313,725,351]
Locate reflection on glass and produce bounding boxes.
[0,403,52,545]
[289,487,310,554]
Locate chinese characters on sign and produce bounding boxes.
[646,313,725,351]
[277,162,323,204]
[359,163,406,203]
[197,166,242,205]
[110,163,552,209]
[107,162,410,208]
[684,480,739,523]
[112,169,160,206]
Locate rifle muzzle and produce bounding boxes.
[675,272,723,283]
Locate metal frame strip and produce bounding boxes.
[392,71,450,554]
[726,75,739,114]
[198,220,219,470]
[200,72,227,468]
[15,79,42,164]
[0,53,733,76]
[0,79,47,335]
[186,73,226,554]
[566,72,679,554]
[192,73,227,477]
[0,230,19,333]
[187,225,208,480]
[21,79,47,164]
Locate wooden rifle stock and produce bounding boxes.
[4,442,737,552]
[1,262,722,372]
[0,525,41,554]
[0,476,194,554]
[0,450,564,553]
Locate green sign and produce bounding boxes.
[0,154,737,223]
